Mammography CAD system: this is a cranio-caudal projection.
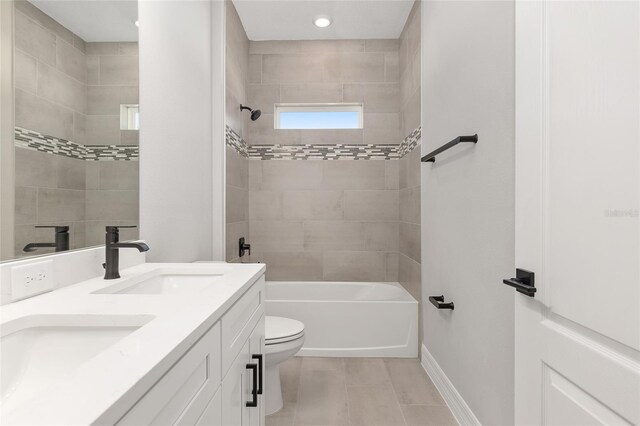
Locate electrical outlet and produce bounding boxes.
[11,260,55,301]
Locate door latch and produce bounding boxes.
[502,269,536,297]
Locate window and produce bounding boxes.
[120,104,140,130]
[275,103,363,130]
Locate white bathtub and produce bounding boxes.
[265,281,418,358]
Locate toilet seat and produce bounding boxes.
[266,316,304,346]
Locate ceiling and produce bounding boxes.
[232,0,415,41]
[30,0,138,42]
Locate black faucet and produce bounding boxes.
[23,226,70,252]
[104,226,149,280]
[239,237,251,258]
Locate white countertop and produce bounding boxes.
[0,262,265,425]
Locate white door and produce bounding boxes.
[514,1,640,424]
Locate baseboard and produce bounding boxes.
[421,344,481,426]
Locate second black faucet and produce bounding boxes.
[104,226,149,279]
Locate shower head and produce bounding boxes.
[240,104,262,121]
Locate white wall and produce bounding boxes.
[139,0,226,262]
[420,1,515,425]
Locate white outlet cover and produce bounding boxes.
[11,260,55,301]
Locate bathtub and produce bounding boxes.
[265,281,418,358]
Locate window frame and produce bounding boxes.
[274,103,364,130]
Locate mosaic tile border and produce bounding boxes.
[225,126,249,158]
[84,145,139,161]
[14,127,138,161]
[398,126,421,158]
[225,125,421,160]
[247,144,400,160]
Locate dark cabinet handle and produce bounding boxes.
[502,269,536,297]
[429,295,454,310]
[252,354,263,395]
[246,363,258,407]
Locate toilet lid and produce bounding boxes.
[266,316,304,342]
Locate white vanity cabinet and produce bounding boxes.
[248,316,266,426]
[116,275,266,426]
[221,278,266,426]
[220,318,265,426]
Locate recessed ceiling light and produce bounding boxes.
[135,20,139,27]
[314,16,332,28]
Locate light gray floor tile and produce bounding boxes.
[295,369,349,425]
[300,357,346,373]
[384,359,446,406]
[401,405,458,426]
[280,357,302,403]
[267,357,454,426]
[345,358,391,386]
[347,385,406,426]
[267,401,297,426]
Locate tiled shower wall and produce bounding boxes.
[244,39,403,281]
[224,2,422,290]
[12,0,138,257]
[84,41,139,246]
[225,1,250,263]
[398,1,422,304]
[246,39,401,146]
[248,160,400,281]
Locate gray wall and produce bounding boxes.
[225,1,250,263]
[14,149,86,255]
[12,1,139,257]
[247,39,401,146]
[14,0,86,143]
[249,160,400,281]
[13,0,88,255]
[85,42,139,147]
[245,38,403,282]
[420,1,515,424]
[399,1,421,140]
[222,17,424,287]
[84,41,139,246]
[398,0,422,336]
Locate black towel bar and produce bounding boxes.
[429,295,454,310]
[421,134,478,163]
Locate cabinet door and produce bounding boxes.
[117,323,221,426]
[194,389,222,426]
[248,315,265,426]
[221,339,252,426]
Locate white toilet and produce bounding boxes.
[265,316,305,416]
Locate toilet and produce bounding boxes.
[265,316,305,416]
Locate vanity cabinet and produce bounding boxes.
[221,318,265,426]
[116,275,265,426]
[221,277,266,426]
[248,316,266,426]
[117,322,222,426]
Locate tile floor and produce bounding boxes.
[266,357,457,426]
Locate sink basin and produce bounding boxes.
[95,273,223,295]
[0,314,152,413]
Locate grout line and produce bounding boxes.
[343,358,352,426]
[291,357,303,426]
[385,358,410,426]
